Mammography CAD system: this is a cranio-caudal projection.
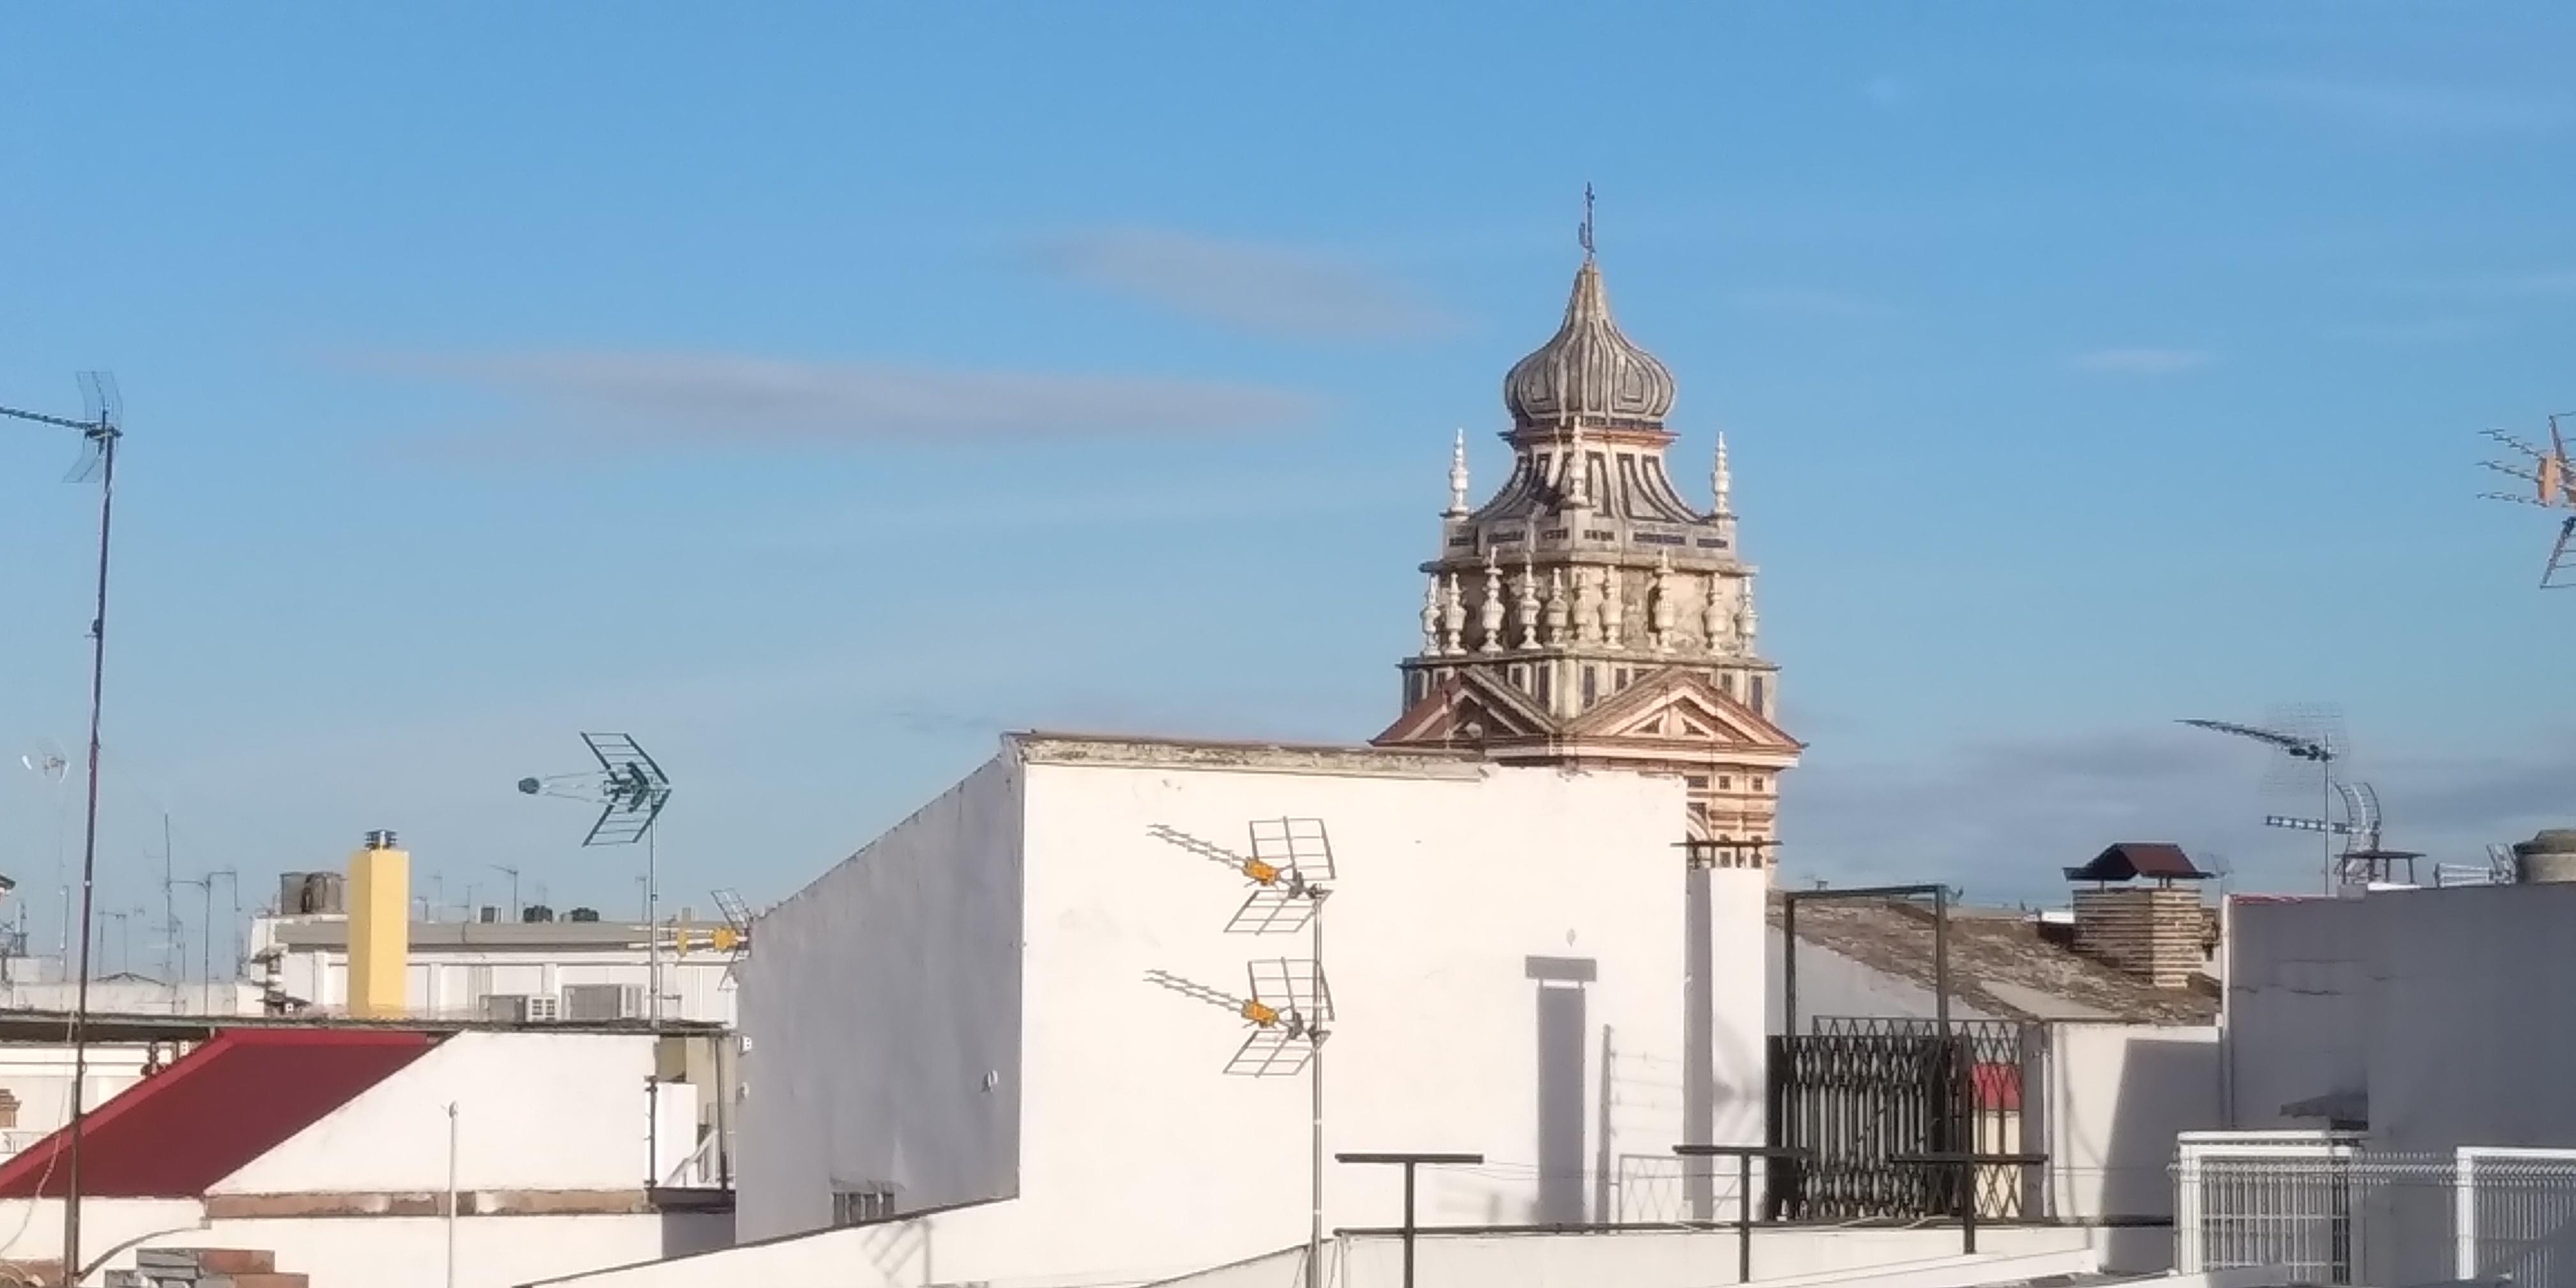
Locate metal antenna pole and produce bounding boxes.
[1309,899,1325,1288]
[161,813,176,985]
[63,413,116,1278]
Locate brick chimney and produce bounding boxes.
[2064,843,2211,990]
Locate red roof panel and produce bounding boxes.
[0,1027,436,1199]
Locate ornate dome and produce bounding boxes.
[1502,256,1676,427]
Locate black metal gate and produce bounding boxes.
[1766,1017,2033,1222]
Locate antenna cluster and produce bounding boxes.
[1142,819,1337,1075]
[1142,817,1340,1288]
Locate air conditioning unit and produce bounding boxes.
[561,983,644,1022]
[482,994,560,1023]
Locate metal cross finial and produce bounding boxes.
[1579,183,1596,256]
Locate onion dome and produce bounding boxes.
[1502,256,1676,427]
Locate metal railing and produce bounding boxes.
[2176,1131,2576,1288]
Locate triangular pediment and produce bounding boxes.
[1562,666,1800,752]
[1374,669,1553,747]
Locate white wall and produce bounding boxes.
[273,942,735,1025]
[0,1197,204,1282]
[521,1222,2094,1288]
[733,740,1727,1287]
[2360,883,2576,1154]
[217,1032,686,1193]
[1763,931,2009,1033]
[739,753,1025,1236]
[2037,1022,2219,1225]
[1006,755,1694,1284]
[0,1044,157,1160]
[2221,896,2366,1130]
[47,1209,724,1288]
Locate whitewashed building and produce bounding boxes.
[250,916,737,1025]
[0,1026,732,1288]
[647,731,1768,1288]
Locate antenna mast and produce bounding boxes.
[2180,712,2343,894]
[3,372,122,1276]
[518,732,677,1186]
[1144,818,1338,1288]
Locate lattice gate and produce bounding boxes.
[1766,1017,2034,1222]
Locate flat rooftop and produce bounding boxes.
[0,1008,724,1046]
[1009,729,1488,779]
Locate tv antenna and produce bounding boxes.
[1146,960,1333,1074]
[2266,781,2419,887]
[518,733,673,847]
[2478,416,2576,588]
[4,372,124,1276]
[518,732,677,1189]
[2181,711,2345,895]
[696,887,755,990]
[1144,818,1337,1288]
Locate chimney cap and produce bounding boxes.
[2065,842,2209,884]
[363,829,399,850]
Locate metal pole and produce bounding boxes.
[446,1101,460,1288]
[63,422,116,1279]
[1738,1153,1754,1282]
[1308,900,1325,1288]
[1933,885,1950,1039]
[2321,755,2335,895]
[1781,890,1798,1039]
[1402,1160,1416,1288]
[200,878,213,1013]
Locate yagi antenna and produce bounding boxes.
[1141,816,1344,1288]
[2476,415,2576,588]
[1145,960,1334,1077]
[709,887,754,990]
[517,732,674,847]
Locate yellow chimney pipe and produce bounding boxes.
[347,829,410,1018]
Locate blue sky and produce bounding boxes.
[3,3,2575,969]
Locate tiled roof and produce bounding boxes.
[1775,894,2218,1025]
[0,1027,436,1198]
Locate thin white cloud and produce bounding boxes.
[2233,75,2576,134]
[1729,288,1901,320]
[2069,348,2213,376]
[349,349,1319,450]
[1032,227,1458,341]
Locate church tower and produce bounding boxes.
[1374,240,1802,866]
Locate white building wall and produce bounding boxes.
[1762,931,2009,1032]
[2359,882,2576,1154]
[2221,895,2367,1130]
[736,740,1732,1286]
[0,1199,727,1288]
[0,1044,157,1159]
[2035,1022,2219,1225]
[520,1222,2096,1288]
[215,1032,689,1193]
[257,925,735,1025]
[737,753,1025,1236]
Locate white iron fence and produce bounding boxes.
[2177,1131,2576,1288]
